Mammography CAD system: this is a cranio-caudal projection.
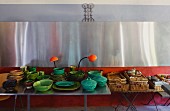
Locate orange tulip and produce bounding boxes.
[88,54,97,62]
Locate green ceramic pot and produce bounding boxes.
[53,68,65,75]
[51,73,66,82]
[88,70,102,78]
[27,72,39,80]
[28,67,36,72]
[24,80,34,89]
[33,79,53,92]
[81,77,97,91]
[67,71,85,81]
[92,76,107,87]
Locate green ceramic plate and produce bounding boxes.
[52,82,80,91]
[55,81,74,87]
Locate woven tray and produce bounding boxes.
[109,83,129,92]
[107,72,127,84]
[130,84,149,91]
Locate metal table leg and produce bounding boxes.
[27,95,30,111]
[84,95,87,111]
[143,92,156,105]
[121,92,138,111]
[19,95,24,108]
[163,98,170,106]
[14,95,17,111]
[153,95,158,111]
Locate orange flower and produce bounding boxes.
[88,54,97,62]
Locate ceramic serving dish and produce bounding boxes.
[33,79,53,92]
[51,73,66,82]
[37,75,50,80]
[92,76,107,87]
[81,77,97,92]
[67,71,85,81]
[88,70,102,78]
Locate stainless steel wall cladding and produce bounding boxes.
[0,22,170,67]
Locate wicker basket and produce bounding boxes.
[124,72,149,91]
[130,84,149,91]
[109,83,129,92]
[107,72,127,84]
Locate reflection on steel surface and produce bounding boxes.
[0,22,170,67]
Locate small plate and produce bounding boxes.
[55,81,74,87]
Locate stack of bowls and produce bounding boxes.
[8,70,24,82]
[51,68,66,82]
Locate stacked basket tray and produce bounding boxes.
[124,70,149,91]
[107,72,129,92]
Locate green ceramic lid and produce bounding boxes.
[81,77,97,91]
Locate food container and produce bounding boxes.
[81,77,97,92]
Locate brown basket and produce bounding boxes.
[124,72,148,82]
[124,72,149,91]
[109,83,129,92]
[130,84,149,91]
[107,72,127,84]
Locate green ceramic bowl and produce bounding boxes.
[37,75,50,80]
[53,68,65,75]
[27,72,39,80]
[67,71,85,81]
[28,67,36,72]
[88,70,102,78]
[92,76,107,87]
[51,73,66,82]
[33,79,53,92]
[81,77,97,91]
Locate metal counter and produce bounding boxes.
[0,84,111,111]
